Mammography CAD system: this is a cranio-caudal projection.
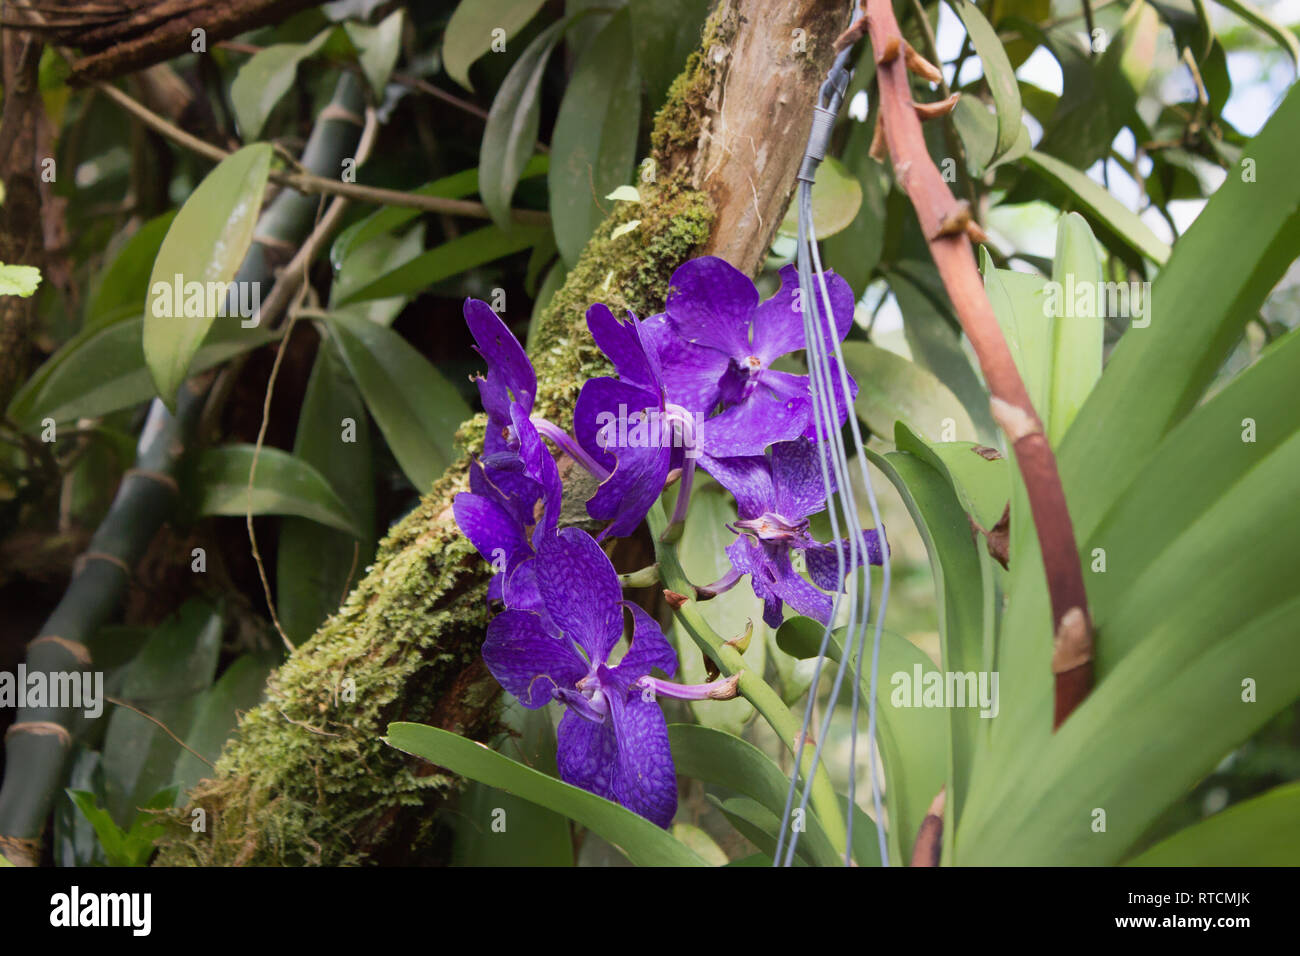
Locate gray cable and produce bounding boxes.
[773,2,892,867]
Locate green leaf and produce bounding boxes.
[231,30,334,139]
[330,225,424,315]
[142,144,273,408]
[1021,150,1170,266]
[1128,783,1300,865]
[670,823,729,866]
[5,317,274,429]
[628,0,712,108]
[1028,3,1160,176]
[778,156,864,241]
[897,429,1009,533]
[946,0,1023,163]
[550,9,642,267]
[887,264,996,440]
[0,262,42,297]
[344,9,404,95]
[961,330,1300,863]
[66,790,131,864]
[668,723,844,867]
[528,259,569,349]
[989,0,1051,67]
[710,796,806,865]
[869,435,991,859]
[669,483,765,735]
[480,19,569,228]
[171,653,277,797]
[190,444,363,537]
[823,139,889,296]
[334,224,547,304]
[324,312,471,491]
[1211,0,1300,71]
[443,0,549,92]
[840,340,977,443]
[775,617,948,864]
[329,158,548,267]
[101,601,223,826]
[277,339,375,645]
[86,212,176,328]
[451,705,574,866]
[980,246,1052,417]
[384,722,710,866]
[68,785,173,867]
[54,749,105,867]
[1046,212,1103,443]
[1060,81,1300,540]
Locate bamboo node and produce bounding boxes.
[123,467,179,494]
[74,550,131,577]
[27,635,92,666]
[5,721,72,746]
[319,103,364,127]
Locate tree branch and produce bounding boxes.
[93,81,552,228]
[862,0,1093,728]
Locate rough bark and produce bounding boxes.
[0,27,45,411]
[156,0,851,867]
[7,0,317,85]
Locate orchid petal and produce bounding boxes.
[664,256,756,357]
[536,528,624,664]
[482,609,586,708]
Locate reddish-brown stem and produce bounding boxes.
[862,0,1092,729]
[909,788,945,866]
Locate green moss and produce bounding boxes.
[650,5,737,160]
[156,12,722,868]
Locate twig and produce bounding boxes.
[863,0,1093,729]
[1081,0,1098,58]
[93,81,551,226]
[245,107,379,652]
[106,697,216,771]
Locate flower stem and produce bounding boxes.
[647,502,849,857]
[618,564,661,588]
[530,416,610,481]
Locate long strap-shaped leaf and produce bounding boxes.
[384,723,708,867]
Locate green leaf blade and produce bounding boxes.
[142,144,273,408]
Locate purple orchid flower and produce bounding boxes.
[482,528,738,827]
[464,299,537,456]
[640,257,858,458]
[453,402,561,606]
[703,438,885,629]
[573,303,703,539]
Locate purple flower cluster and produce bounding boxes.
[453,256,884,826]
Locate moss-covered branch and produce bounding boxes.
[157,0,850,867]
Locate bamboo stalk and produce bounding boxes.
[0,74,369,865]
[861,0,1093,728]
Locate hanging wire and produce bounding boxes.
[772,2,893,868]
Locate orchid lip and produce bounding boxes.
[733,511,808,542]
